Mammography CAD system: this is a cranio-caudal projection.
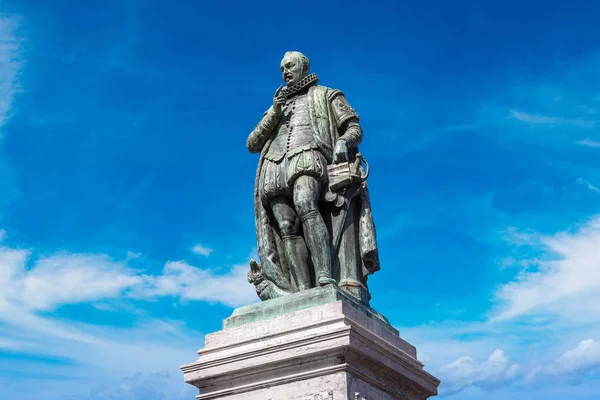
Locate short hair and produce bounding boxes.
[283,51,310,74]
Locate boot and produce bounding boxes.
[300,210,336,287]
[282,236,312,290]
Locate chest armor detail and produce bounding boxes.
[265,93,317,162]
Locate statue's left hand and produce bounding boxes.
[333,140,348,164]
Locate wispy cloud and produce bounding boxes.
[577,178,600,194]
[0,13,23,214]
[577,139,600,148]
[498,226,542,248]
[0,13,23,130]
[473,53,600,149]
[509,109,596,128]
[191,243,213,256]
[492,216,600,321]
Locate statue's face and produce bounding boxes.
[280,54,307,86]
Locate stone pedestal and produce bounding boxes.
[181,286,440,399]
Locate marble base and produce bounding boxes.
[181,286,439,399]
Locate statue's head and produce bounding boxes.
[280,51,310,87]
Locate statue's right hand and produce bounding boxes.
[272,85,285,115]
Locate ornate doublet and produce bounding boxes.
[265,92,319,162]
[260,90,326,201]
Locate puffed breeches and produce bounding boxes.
[259,149,327,203]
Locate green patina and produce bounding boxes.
[223,285,397,334]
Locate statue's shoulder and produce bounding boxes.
[311,85,344,101]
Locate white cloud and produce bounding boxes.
[0,13,23,130]
[133,261,256,307]
[0,248,142,320]
[191,243,213,256]
[509,109,595,128]
[439,349,520,395]
[492,215,600,321]
[577,139,600,148]
[0,238,255,319]
[524,339,600,385]
[545,339,600,376]
[19,253,142,311]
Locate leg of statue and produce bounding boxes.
[293,175,335,286]
[270,196,312,290]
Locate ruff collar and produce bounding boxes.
[281,73,319,99]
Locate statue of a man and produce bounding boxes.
[247,51,379,304]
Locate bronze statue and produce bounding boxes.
[247,51,379,305]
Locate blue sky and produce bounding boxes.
[1,0,600,398]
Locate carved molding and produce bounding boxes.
[267,391,333,400]
[305,390,334,400]
[196,365,345,400]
